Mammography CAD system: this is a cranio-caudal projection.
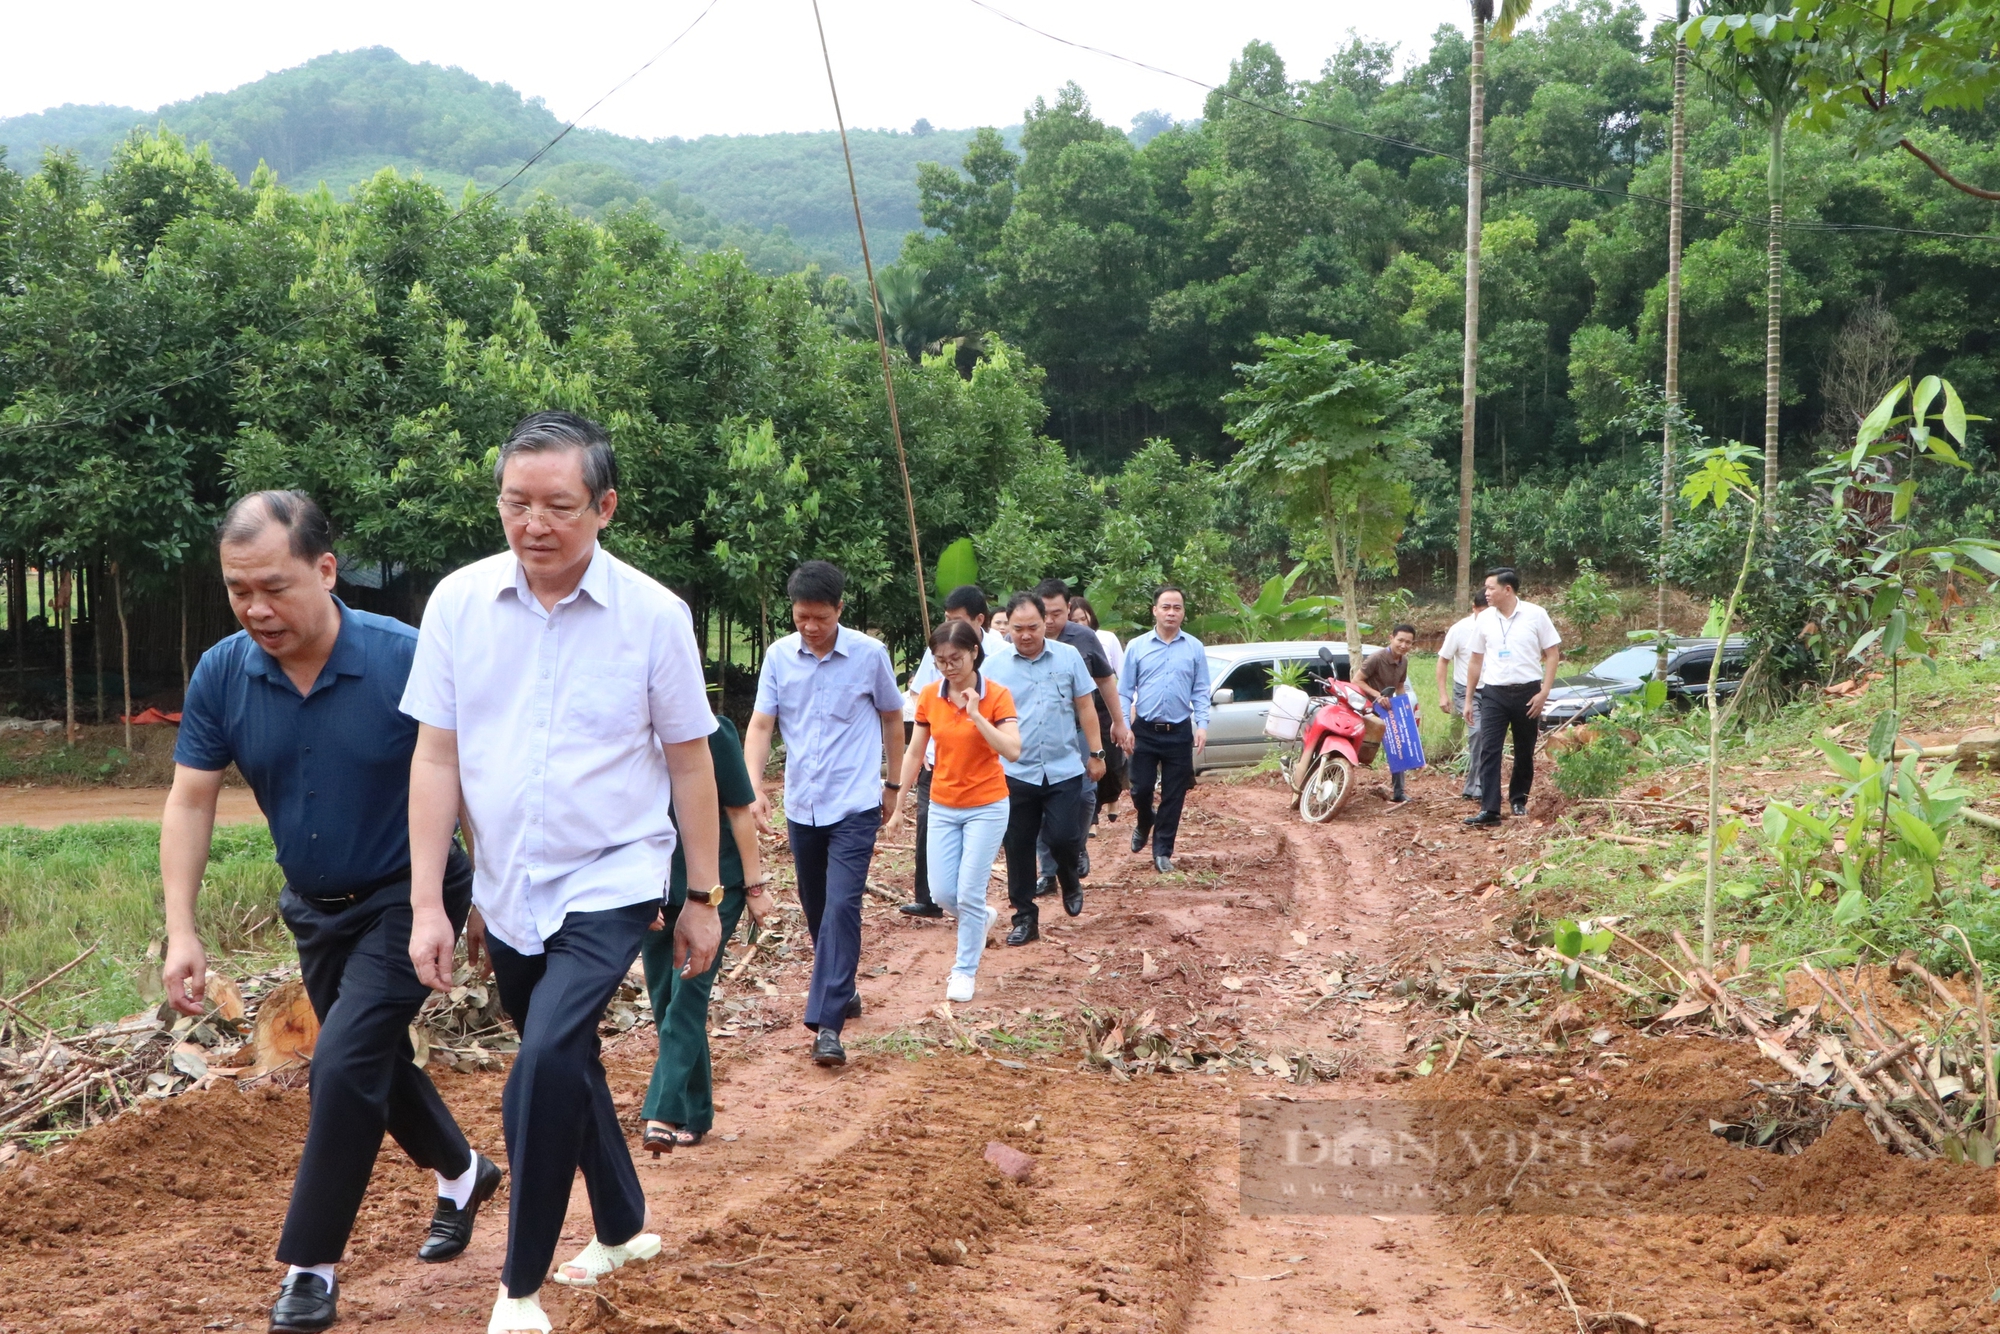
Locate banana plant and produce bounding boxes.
[1188,562,1341,644]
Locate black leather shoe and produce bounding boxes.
[418,1153,502,1262]
[1463,812,1502,827]
[1130,827,1149,853]
[1153,854,1175,875]
[1062,880,1083,916]
[812,1029,847,1066]
[1005,922,1039,946]
[844,993,864,1020]
[268,1272,337,1333]
[1511,798,1528,817]
[1035,875,1056,898]
[899,901,944,918]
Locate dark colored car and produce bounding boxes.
[1538,637,1751,729]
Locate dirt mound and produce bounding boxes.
[563,1055,1222,1334]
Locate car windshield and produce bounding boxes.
[1587,647,1660,681]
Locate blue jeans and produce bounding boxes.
[788,809,879,1033]
[927,797,1008,979]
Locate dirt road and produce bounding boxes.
[0,784,265,828]
[0,769,1560,1333]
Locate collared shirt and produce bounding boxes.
[1358,647,1412,698]
[1057,621,1116,737]
[400,544,716,956]
[1472,599,1563,687]
[1120,628,1213,728]
[985,640,1095,784]
[177,599,464,896]
[904,629,1012,767]
[1439,613,1482,688]
[752,624,902,827]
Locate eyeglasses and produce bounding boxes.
[498,499,594,525]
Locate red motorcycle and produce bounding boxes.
[1265,646,1384,823]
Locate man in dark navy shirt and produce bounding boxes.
[161,492,500,1334]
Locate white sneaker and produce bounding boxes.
[945,973,976,1003]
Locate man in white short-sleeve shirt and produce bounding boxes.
[1462,568,1562,826]
[402,411,722,1333]
[1435,585,1491,802]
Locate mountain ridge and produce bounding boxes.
[0,47,1025,272]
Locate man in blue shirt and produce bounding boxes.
[160,493,496,1334]
[744,561,904,1068]
[1118,586,1211,874]
[984,593,1105,946]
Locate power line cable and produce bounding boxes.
[0,0,725,443]
[959,0,2000,245]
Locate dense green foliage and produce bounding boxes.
[902,1,2000,521]
[0,48,1007,272]
[0,132,1247,661]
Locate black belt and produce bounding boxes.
[1138,717,1189,732]
[293,865,412,910]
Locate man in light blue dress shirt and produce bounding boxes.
[1117,586,1210,874]
[744,561,904,1068]
[984,593,1104,946]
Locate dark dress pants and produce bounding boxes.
[1003,774,1083,928]
[640,885,749,1134]
[1475,681,1543,817]
[788,809,878,1034]
[488,899,658,1298]
[1129,719,1195,856]
[910,768,935,907]
[275,863,472,1267]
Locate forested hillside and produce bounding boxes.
[0,47,1009,271]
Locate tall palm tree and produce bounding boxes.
[1688,1,1813,530]
[1658,0,1691,676]
[1456,0,1535,611]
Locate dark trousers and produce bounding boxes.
[276,868,472,1267]
[1130,719,1195,856]
[1003,774,1084,928]
[1095,744,1128,815]
[1476,682,1542,816]
[639,886,749,1134]
[910,768,935,906]
[788,809,878,1033]
[489,900,657,1298]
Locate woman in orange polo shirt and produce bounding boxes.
[888,619,1021,1002]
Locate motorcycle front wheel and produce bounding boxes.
[1298,754,1353,823]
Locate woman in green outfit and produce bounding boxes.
[641,715,770,1152]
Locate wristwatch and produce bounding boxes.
[1089,749,1106,759]
[685,885,721,906]
[883,780,902,790]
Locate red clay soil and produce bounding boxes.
[0,764,1989,1333]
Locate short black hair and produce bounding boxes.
[496,410,618,503]
[787,560,847,606]
[1487,567,1520,592]
[1472,586,1489,608]
[1005,591,1044,620]
[943,584,989,624]
[217,490,334,561]
[1392,623,1417,638]
[1032,577,1070,605]
[1152,584,1185,606]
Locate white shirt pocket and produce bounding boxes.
[568,661,647,741]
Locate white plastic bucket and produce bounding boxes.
[1265,684,1311,740]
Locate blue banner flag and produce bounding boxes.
[1381,694,1426,775]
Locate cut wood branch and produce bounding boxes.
[1819,1036,1930,1159]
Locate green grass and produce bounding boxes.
[0,820,288,1027]
[1512,599,2000,980]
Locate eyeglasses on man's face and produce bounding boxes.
[497,498,595,525]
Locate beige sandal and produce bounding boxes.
[552,1231,662,1287]
[486,1288,551,1334]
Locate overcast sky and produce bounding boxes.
[5,0,1517,140]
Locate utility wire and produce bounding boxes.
[960,0,2000,245]
[0,0,725,442]
[810,0,931,630]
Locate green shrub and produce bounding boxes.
[1551,730,1631,799]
